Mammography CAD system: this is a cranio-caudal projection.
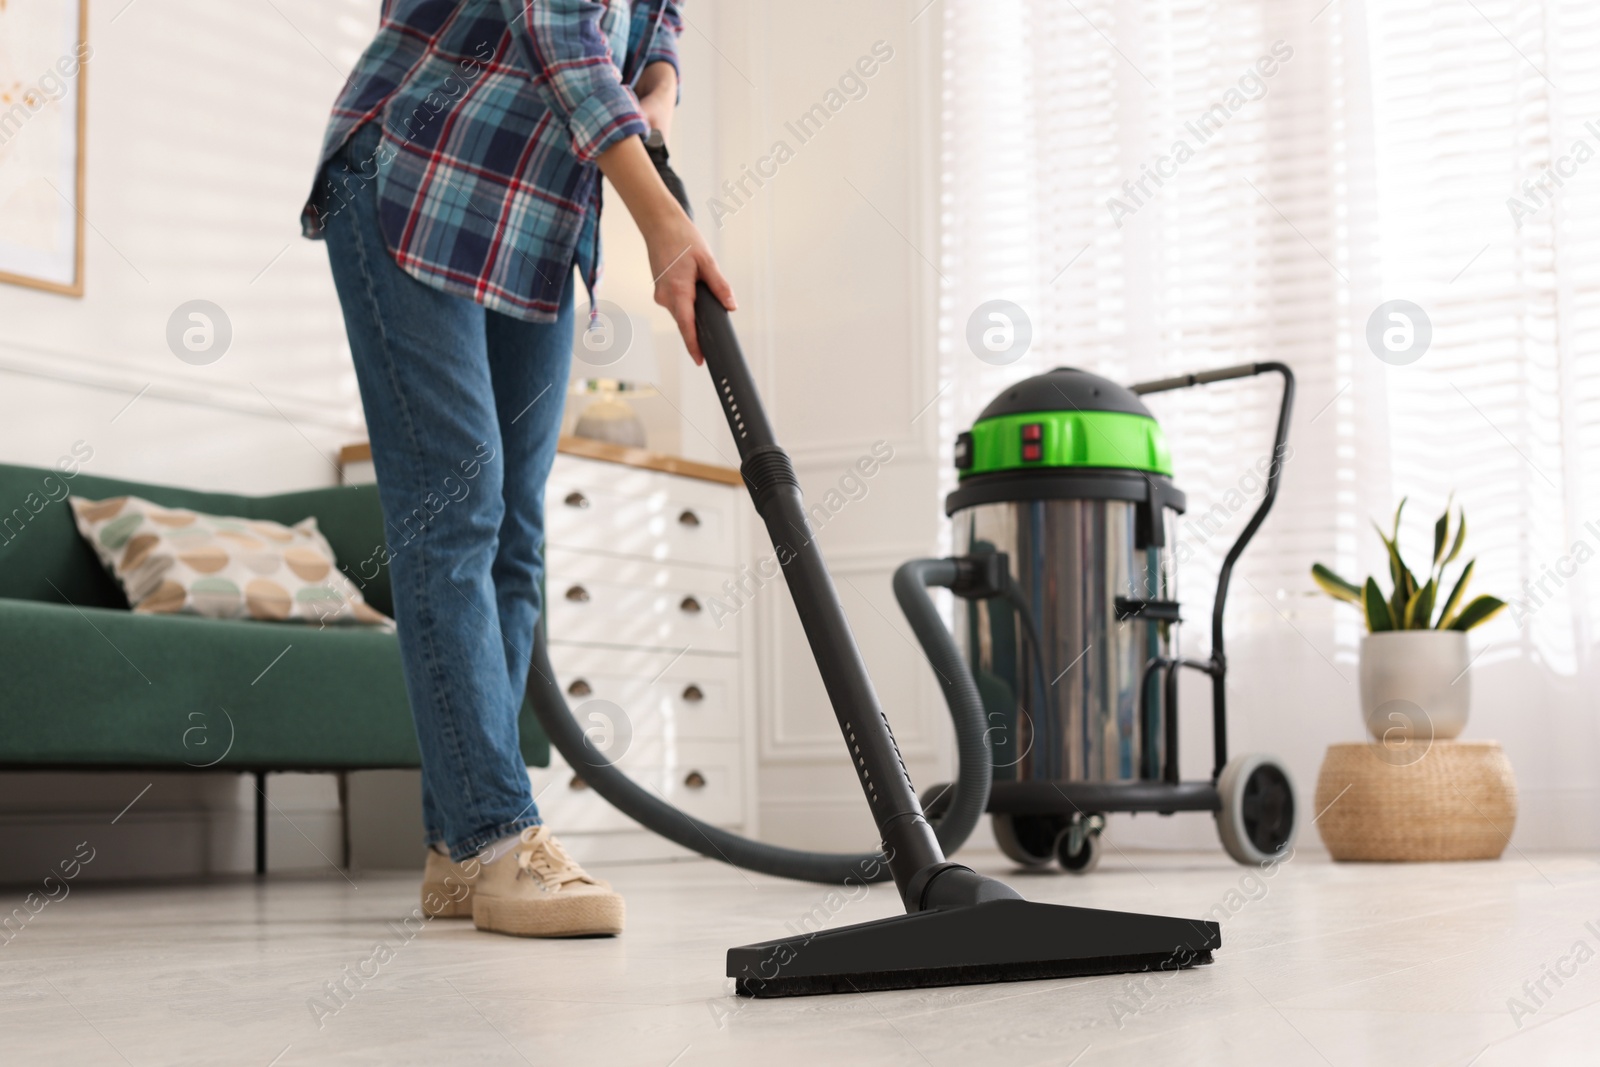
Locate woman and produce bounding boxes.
[301,0,733,938]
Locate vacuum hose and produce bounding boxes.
[889,559,992,843]
[526,559,991,885]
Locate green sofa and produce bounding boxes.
[0,463,548,868]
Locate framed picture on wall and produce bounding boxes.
[0,0,89,297]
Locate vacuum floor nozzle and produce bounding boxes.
[727,898,1219,998]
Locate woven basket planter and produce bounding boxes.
[1314,740,1517,862]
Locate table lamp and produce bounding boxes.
[570,303,659,448]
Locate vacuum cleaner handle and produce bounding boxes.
[641,133,778,459]
[1128,362,1265,395]
[1129,361,1296,777]
[643,134,963,909]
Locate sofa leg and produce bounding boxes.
[336,771,351,871]
[254,771,267,877]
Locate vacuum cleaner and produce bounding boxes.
[524,134,1293,997]
[916,362,1299,873]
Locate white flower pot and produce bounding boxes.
[1358,630,1471,742]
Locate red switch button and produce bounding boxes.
[1022,443,1043,462]
[1021,423,1043,442]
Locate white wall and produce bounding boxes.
[0,0,376,493]
[689,2,955,851]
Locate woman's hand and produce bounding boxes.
[598,131,734,366]
[640,209,735,366]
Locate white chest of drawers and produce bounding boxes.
[341,437,758,863]
[534,441,757,859]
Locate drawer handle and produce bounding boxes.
[681,683,704,703]
[684,770,707,790]
[565,585,590,603]
[678,508,701,528]
[564,491,590,509]
[679,595,701,614]
[569,774,588,791]
[567,678,592,697]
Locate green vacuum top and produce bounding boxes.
[955,368,1172,478]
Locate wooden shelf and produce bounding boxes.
[338,436,742,487]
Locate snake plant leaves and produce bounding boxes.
[1404,578,1437,630]
[1442,508,1467,569]
[1446,594,1506,632]
[1311,563,1362,604]
[1364,577,1394,632]
[1373,520,1399,590]
[1436,559,1475,629]
[1374,526,1416,625]
[1312,493,1497,635]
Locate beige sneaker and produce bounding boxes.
[471,826,624,937]
[420,848,479,918]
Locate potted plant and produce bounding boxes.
[1311,498,1505,742]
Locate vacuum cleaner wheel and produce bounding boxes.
[1055,813,1104,874]
[1216,753,1298,865]
[993,813,1067,870]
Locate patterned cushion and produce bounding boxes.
[68,495,392,627]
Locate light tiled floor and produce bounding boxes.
[6,847,1600,1066]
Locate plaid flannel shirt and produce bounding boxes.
[302,0,681,322]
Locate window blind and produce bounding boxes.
[937,0,1358,670]
[937,0,1600,802]
[1365,0,1600,673]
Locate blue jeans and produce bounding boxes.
[320,123,571,862]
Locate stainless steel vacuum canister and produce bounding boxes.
[946,368,1188,792]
